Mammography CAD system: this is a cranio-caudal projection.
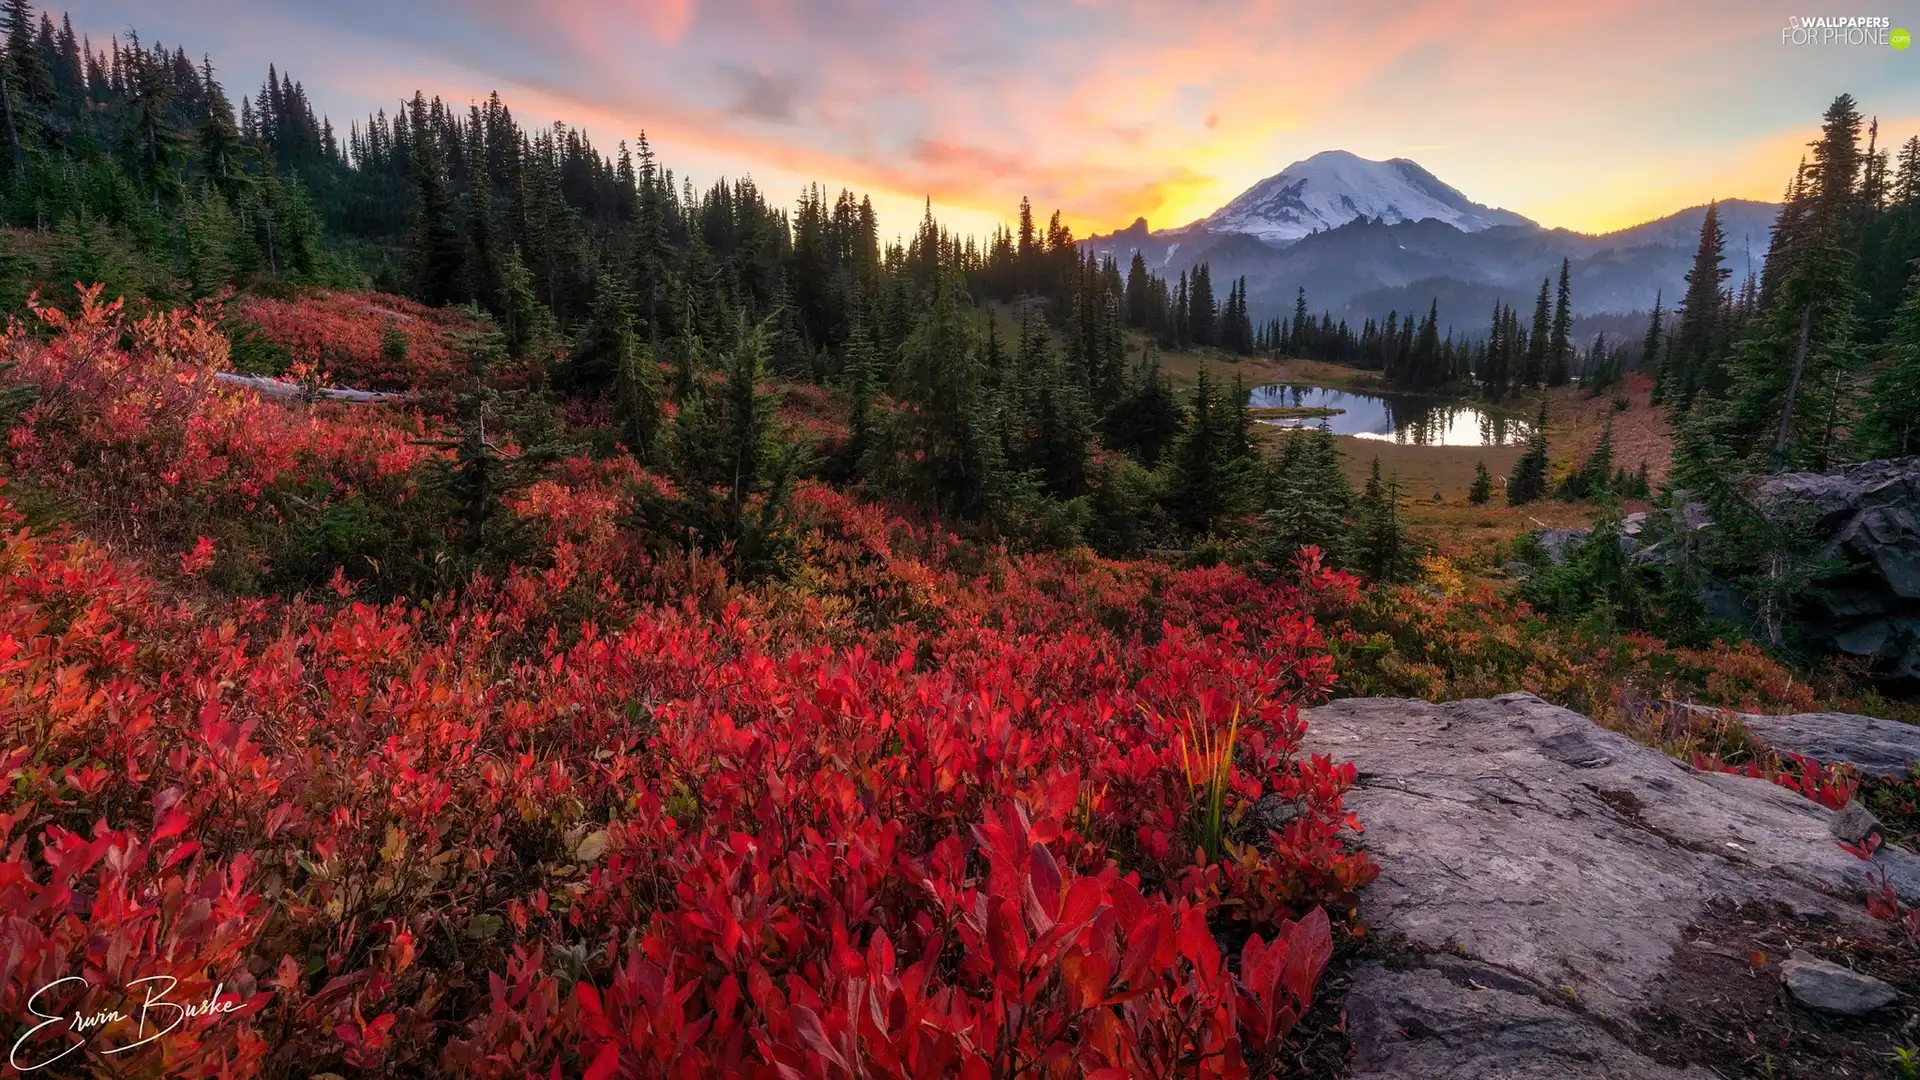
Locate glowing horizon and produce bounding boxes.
[59,0,1920,242]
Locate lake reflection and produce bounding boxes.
[1246,385,1529,447]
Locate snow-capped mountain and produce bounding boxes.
[1194,150,1535,245]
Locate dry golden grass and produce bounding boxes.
[1532,372,1675,484]
[1146,341,1288,389]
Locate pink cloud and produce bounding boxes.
[162,0,1920,236]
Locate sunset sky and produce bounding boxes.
[60,0,1920,240]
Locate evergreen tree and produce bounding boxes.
[1188,262,1216,347]
[1700,97,1868,473]
[871,269,1003,518]
[197,57,249,199]
[1508,401,1551,505]
[1639,290,1665,381]
[1105,346,1184,466]
[841,308,881,473]
[406,93,465,306]
[181,183,236,298]
[1124,250,1151,327]
[1895,136,1920,206]
[1523,277,1550,389]
[1559,418,1615,501]
[1661,201,1729,408]
[1166,367,1252,535]
[1854,268,1920,458]
[1257,422,1352,568]
[1468,460,1493,505]
[648,315,803,579]
[1353,459,1414,582]
[1546,259,1573,386]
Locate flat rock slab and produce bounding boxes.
[1302,693,1920,1079]
[1735,709,1920,780]
[1668,700,1920,778]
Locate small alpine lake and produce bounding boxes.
[1246,384,1532,447]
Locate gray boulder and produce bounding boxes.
[1780,956,1899,1014]
[1301,693,1919,1079]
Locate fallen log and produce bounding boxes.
[214,371,404,404]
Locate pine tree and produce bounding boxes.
[1702,96,1868,473]
[1189,263,1216,347]
[1258,422,1352,568]
[651,316,803,579]
[1125,250,1151,327]
[1560,418,1615,501]
[181,184,236,298]
[1895,136,1920,206]
[197,56,249,199]
[595,277,661,460]
[1353,459,1413,582]
[1523,277,1550,389]
[1639,290,1664,380]
[841,310,882,472]
[1166,367,1252,535]
[1854,268,1920,458]
[1546,259,1573,386]
[1661,202,1729,408]
[1468,460,1493,505]
[1105,346,1184,466]
[872,269,1003,518]
[406,93,465,306]
[1508,401,1551,505]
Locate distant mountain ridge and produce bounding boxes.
[1194,150,1535,244]
[1084,151,1776,333]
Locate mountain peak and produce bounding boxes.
[1195,151,1534,246]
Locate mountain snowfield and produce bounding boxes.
[1194,150,1536,244]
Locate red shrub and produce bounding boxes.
[2,287,434,549]
[0,480,1373,1076]
[0,288,1378,1077]
[235,291,471,393]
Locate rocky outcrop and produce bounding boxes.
[1302,694,1919,1079]
[1533,457,1920,685]
[1753,457,1920,681]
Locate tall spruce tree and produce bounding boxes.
[1523,278,1551,389]
[1639,290,1665,379]
[1661,202,1729,409]
[1546,259,1573,386]
[406,93,465,306]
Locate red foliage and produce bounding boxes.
[0,284,1377,1076]
[2,287,433,548]
[235,291,471,393]
[1690,749,1860,811]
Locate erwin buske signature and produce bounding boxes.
[9,976,247,1072]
